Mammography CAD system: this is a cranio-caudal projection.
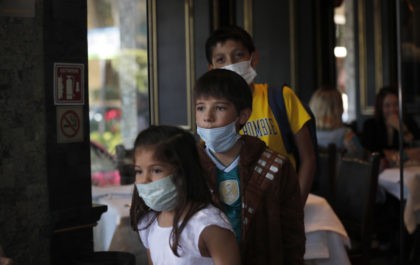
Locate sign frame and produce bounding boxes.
[56,106,84,143]
[54,62,85,105]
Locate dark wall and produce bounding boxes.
[0,1,101,264]
[248,0,334,103]
[0,2,51,264]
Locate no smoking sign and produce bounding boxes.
[57,106,84,143]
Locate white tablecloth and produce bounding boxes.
[379,166,420,233]
[92,187,351,265]
[92,185,134,251]
[304,194,351,265]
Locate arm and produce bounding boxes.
[294,124,316,203]
[405,147,420,162]
[278,159,306,264]
[343,128,366,159]
[199,225,240,265]
[387,114,415,144]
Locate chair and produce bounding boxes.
[312,143,339,204]
[332,152,381,265]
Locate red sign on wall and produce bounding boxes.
[54,63,85,105]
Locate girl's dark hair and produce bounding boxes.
[129,125,212,256]
[194,69,252,114]
[205,25,256,64]
[374,85,398,121]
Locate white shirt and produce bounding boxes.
[138,204,233,265]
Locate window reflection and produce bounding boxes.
[334,1,355,124]
[87,0,148,165]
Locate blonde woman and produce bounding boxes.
[309,87,365,158]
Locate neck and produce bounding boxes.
[212,138,242,166]
[250,83,255,92]
[157,210,175,227]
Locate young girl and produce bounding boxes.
[129,125,240,265]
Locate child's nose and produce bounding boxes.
[203,111,214,123]
[137,174,152,184]
[225,58,233,66]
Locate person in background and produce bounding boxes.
[129,125,240,265]
[309,86,365,159]
[362,85,420,257]
[361,86,420,164]
[205,25,315,203]
[194,69,305,265]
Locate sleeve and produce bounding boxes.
[361,118,380,153]
[137,213,155,249]
[276,160,306,264]
[138,221,150,249]
[183,206,234,256]
[282,86,311,134]
[343,127,366,159]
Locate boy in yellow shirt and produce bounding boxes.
[205,25,316,203]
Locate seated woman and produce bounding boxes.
[361,86,420,164]
[309,87,365,159]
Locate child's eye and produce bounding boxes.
[134,169,143,176]
[196,105,204,112]
[216,105,226,111]
[214,56,225,64]
[233,51,246,60]
[152,168,163,174]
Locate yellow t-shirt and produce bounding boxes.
[240,84,311,168]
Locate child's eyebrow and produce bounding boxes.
[196,97,230,102]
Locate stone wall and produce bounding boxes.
[0,2,51,265]
[0,1,93,264]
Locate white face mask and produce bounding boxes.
[136,175,178,211]
[221,59,257,84]
[197,120,240,153]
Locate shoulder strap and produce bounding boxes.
[242,149,284,239]
[268,85,295,153]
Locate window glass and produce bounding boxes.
[88,0,148,187]
[334,1,356,123]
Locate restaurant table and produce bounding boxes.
[92,185,135,251]
[92,187,351,265]
[304,194,351,265]
[378,165,420,234]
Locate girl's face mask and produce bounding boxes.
[136,175,178,211]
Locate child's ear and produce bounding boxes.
[208,63,215,70]
[238,108,252,125]
[251,50,259,69]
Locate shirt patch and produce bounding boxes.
[219,179,240,205]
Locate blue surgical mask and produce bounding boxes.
[136,175,178,211]
[197,120,240,153]
[221,59,257,84]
